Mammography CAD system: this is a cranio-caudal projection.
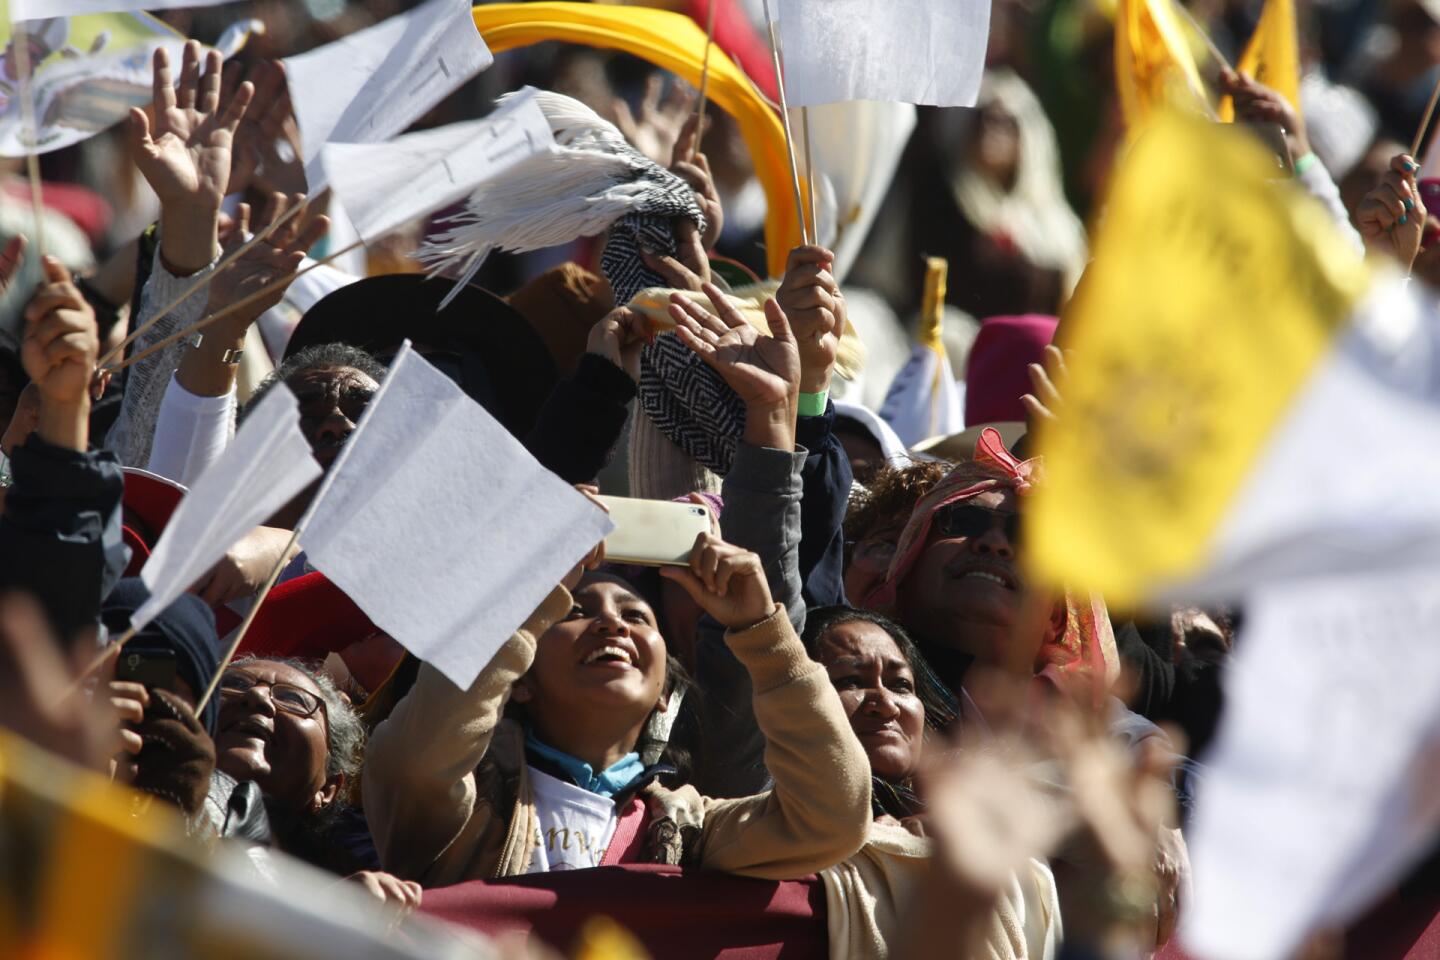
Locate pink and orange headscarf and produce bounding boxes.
[861,428,1118,707]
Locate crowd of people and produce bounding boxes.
[3,0,1439,957]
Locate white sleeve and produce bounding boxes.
[1297,157,1365,257]
[146,372,237,486]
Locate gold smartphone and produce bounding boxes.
[598,496,712,567]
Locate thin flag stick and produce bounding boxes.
[106,239,365,374]
[689,0,719,163]
[1411,74,1440,158]
[194,528,302,714]
[801,107,819,243]
[12,20,46,257]
[1173,0,1234,74]
[760,0,810,245]
[97,195,316,369]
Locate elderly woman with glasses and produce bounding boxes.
[215,657,422,911]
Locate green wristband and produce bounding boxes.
[797,389,829,418]
[1292,152,1319,178]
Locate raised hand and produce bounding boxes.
[132,42,252,209]
[1020,343,1068,426]
[775,245,845,394]
[21,257,97,415]
[671,112,723,250]
[206,193,330,327]
[668,282,801,414]
[223,59,306,197]
[1220,69,1309,161]
[131,41,253,275]
[1357,154,1426,271]
[659,533,775,631]
[610,73,695,166]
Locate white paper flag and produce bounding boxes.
[299,344,614,690]
[10,0,225,20]
[320,89,553,244]
[134,384,322,633]
[776,0,991,108]
[879,342,963,446]
[1182,569,1440,960]
[283,0,492,193]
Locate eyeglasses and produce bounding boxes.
[931,503,1021,546]
[219,673,327,722]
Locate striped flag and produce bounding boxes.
[1022,114,1440,608]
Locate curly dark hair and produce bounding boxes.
[241,342,388,421]
[843,460,954,563]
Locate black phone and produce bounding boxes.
[116,649,177,691]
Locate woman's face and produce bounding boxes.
[818,621,926,784]
[214,660,336,812]
[518,577,669,729]
[973,102,1021,189]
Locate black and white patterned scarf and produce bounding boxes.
[600,166,746,477]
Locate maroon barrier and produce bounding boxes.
[421,864,828,959]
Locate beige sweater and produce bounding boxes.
[363,587,872,885]
[820,820,1061,960]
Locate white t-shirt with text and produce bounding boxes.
[524,767,619,873]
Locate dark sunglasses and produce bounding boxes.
[219,673,327,721]
[931,502,1021,546]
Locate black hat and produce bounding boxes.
[284,275,557,438]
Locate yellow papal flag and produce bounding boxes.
[1218,0,1301,122]
[1026,115,1373,607]
[1114,0,1211,128]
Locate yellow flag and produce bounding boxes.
[1218,0,1301,122]
[1025,116,1369,607]
[1114,0,1211,128]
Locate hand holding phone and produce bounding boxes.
[598,496,714,567]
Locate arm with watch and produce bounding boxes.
[148,194,326,487]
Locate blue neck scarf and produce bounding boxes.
[525,730,645,799]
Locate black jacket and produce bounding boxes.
[0,435,127,643]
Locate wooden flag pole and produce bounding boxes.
[801,107,819,244]
[689,0,719,163]
[106,238,366,374]
[12,20,47,258]
[194,527,303,714]
[1411,74,1440,158]
[760,0,810,245]
[97,195,318,370]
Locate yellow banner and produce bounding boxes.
[1026,115,1368,606]
[1114,0,1210,128]
[1219,0,1301,123]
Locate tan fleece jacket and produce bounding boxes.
[362,587,872,885]
[820,820,1061,960]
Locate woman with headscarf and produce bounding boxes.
[861,429,1118,714]
[804,605,1061,959]
[860,431,1188,946]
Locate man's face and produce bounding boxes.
[289,365,378,471]
[896,487,1037,670]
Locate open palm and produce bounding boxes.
[207,193,330,333]
[668,282,800,410]
[131,42,251,208]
